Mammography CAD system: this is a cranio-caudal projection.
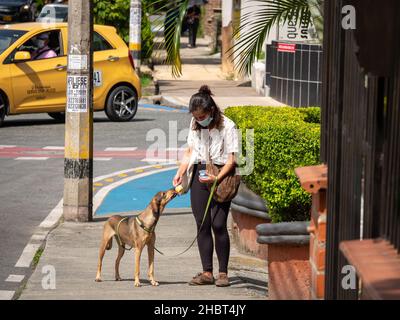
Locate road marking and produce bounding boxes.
[94,158,112,161]
[15,243,41,268]
[93,165,178,213]
[104,147,137,151]
[104,178,114,182]
[118,173,128,177]
[42,146,64,150]
[15,157,49,161]
[0,290,15,300]
[94,182,103,187]
[0,145,16,148]
[141,158,177,164]
[5,275,25,283]
[165,147,186,151]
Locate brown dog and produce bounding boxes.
[95,188,178,286]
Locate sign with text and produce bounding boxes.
[277,43,296,53]
[66,75,88,113]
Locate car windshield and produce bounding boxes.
[0,30,26,55]
[39,6,68,19]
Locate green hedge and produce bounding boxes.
[224,106,321,223]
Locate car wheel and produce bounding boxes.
[48,112,65,122]
[0,96,6,127]
[105,86,138,122]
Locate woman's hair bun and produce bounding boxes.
[198,85,213,96]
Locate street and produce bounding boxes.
[0,105,191,296]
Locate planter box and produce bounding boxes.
[257,222,311,300]
[230,183,270,260]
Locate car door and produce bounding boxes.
[92,31,121,109]
[9,29,67,113]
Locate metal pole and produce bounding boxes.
[63,0,94,222]
[129,0,141,73]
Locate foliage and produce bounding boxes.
[157,0,323,76]
[224,106,321,222]
[230,0,319,75]
[93,0,154,60]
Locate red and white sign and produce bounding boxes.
[277,43,296,53]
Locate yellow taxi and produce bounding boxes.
[0,22,141,126]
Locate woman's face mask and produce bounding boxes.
[193,111,213,127]
[37,39,46,49]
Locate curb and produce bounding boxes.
[159,96,189,110]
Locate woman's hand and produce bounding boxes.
[199,173,217,184]
[173,173,182,187]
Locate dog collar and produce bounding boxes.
[135,216,155,234]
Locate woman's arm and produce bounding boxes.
[199,153,236,184]
[173,147,192,186]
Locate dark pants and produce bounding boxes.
[190,163,231,273]
[188,20,199,47]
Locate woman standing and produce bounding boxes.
[186,4,201,48]
[173,85,239,287]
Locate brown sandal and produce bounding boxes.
[215,273,230,287]
[189,272,215,285]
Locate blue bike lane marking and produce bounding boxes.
[96,167,191,215]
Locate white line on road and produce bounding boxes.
[104,147,138,151]
[5,275,25,283]
[165,148,186,151]
[94,158,112,161]
[42,146,64,150]
[15,243,41,268]
[0,290,15,300]
[15,157,49,161]
[141,158,178,164]
[0,145,16,148]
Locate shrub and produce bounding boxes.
[225,106,321,223]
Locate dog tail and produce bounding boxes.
[106,237,113,250]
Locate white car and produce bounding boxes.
[36,4,68,23]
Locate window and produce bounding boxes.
[0,30,26,55]
[93,32,113,52]
[16,30,62,61]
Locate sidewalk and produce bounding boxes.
[153,37,284,111]
[19,212,267,300]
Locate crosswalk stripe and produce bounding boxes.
[104,147,137,151]
[42,146,64,150]
[0,145,16,148]
[0,290,14,300]
[15,157,49,160]
[5,275,25,283]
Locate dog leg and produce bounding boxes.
[95,222,114,282]
[115,241,125,281]
[148,234,159,286]
[134,247,142,287]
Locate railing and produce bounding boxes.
[321,0,400,299]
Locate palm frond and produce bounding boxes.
[229,0,313,76]
[150,0,189,78]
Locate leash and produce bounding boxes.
[115,217,133,251]
[115,178,218,256]
[154,177,218,257]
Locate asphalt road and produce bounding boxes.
[0,105,191,296]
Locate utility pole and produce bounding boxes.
[129,0,141,73]
[63,0,94,222]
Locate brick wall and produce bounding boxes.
[308,190,327,299]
